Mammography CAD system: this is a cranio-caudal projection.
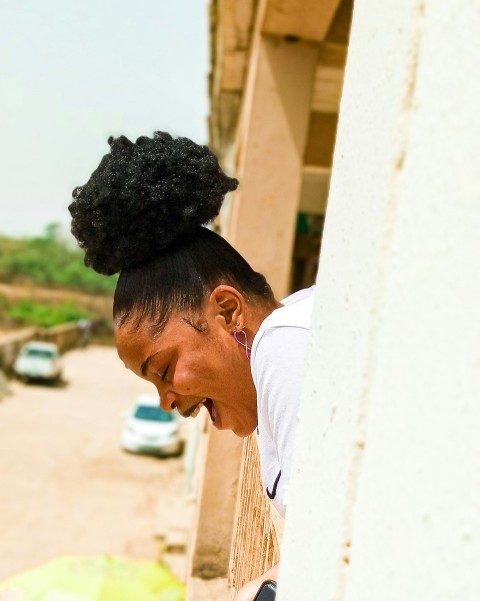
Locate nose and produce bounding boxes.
[159,390,178,412]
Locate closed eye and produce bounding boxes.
[160,365,169,381]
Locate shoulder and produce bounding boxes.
[251,286,315,369]
[261,285,315,332]
[250,286,315,399]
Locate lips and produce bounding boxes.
[182,398,217,426]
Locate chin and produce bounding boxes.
[233,423,257,438]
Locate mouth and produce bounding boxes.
[203,398,217,425]
[183,398,217,425]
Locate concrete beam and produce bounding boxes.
[189,428,244,580]
[227,36,318,298]
[262,0,342,42]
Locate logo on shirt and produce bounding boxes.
[266,470,282,500]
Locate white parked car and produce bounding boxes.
[13,341,62,383]
[121,395,183,457]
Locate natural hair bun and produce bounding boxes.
[69,132,238,275]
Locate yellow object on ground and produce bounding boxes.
[0,555,185,601]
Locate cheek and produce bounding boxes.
[173,361,200,393]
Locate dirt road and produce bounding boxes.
[0,346,186,581]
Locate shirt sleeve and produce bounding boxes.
[254,325,310,512]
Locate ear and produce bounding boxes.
[208,285,245,331]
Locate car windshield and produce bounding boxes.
[134,406,174,422]
[24,348,56,359]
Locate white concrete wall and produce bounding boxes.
[279,1,480,600]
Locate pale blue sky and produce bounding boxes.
[0,0,209,238]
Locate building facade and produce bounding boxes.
[188,0,480,599]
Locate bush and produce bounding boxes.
[0,226,117,295]
[5,299,92,328]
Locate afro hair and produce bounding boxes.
[69,132,238,275]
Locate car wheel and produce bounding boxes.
[170,441,185,458]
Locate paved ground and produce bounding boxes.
[0,346,187,582]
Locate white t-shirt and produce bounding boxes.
[250,286,315,517]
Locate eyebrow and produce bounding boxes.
[140,352,160,376]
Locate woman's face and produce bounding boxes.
[115,292,260,437]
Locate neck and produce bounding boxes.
[245,298,281,342]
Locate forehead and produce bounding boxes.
[114,311,185,367]
[114,303,177,341]
[114,306,168,337]
[115,320,154,368]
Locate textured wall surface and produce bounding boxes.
[279,1,480,600]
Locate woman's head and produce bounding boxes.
[69,132,277,436]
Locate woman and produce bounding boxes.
[69,132,314,600]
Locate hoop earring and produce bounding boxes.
[233,321,251,361]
